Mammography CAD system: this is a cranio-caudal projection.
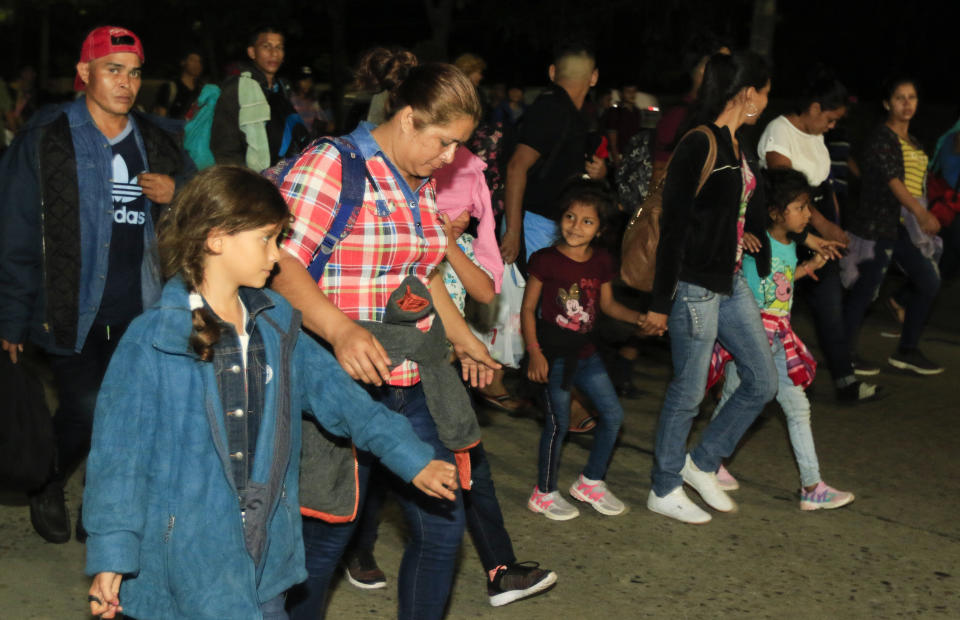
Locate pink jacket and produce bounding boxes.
[433,147,504,292]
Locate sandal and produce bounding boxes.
[477,391,525,414]
[568,402,597,433]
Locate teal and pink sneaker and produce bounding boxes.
[569,474,626,516]
[800,481,855,511]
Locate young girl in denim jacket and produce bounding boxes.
[521,180,645,521]
[84,166,457,620]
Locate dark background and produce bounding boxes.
[1,0,957,143]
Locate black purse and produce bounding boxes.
[0,355,55,492]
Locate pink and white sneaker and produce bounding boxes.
[569,474,626,516]
[528,486,580,520]
[800,481,855,511]
[716,464,740,491]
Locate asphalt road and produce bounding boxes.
[2,279,958,619]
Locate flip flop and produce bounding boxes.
[568,410,598,433]
[477,392,525,413]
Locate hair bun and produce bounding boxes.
[356,47,419,92]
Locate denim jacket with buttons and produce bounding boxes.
[0,96,193,353]
[82,276,434,619]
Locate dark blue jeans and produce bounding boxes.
[843,228,941,352]
[796,259,856,388]
[48,321,128,480]
[349,439,516,575]
[538,353,624,492]
[288,383,465,620]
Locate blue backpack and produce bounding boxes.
[263,136,370,281]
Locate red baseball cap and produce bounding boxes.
[74,26,145,91]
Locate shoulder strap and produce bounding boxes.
[692,125,718,195]
[305,137,368,282]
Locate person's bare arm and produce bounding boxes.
[428,271,500,387]
[519,275,549,383]
[598,281,644,326]
[438,214,495,304]
[271,254,393,385]
[501,144,540,263]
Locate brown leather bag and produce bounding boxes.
[620,126,718,291]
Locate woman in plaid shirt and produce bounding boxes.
[272,49,500,619]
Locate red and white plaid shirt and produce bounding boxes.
[280,133,447,386]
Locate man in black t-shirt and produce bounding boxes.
[0,26,191,544]
[500,38,607,264]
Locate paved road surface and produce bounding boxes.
[2,280,958,619]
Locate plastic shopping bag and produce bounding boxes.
[470,263,525,368]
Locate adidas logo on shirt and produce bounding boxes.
[110,152,145,225]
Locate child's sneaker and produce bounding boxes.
[528,486,580,520]
[716,464,739,491]
[568,474,626,516]
[342,548,387,589]
[487,562,558,607]
[799,481,855,511]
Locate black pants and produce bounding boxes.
[796,259,856,387]
[47,322,128,481]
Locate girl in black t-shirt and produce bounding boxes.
[520,180,645,521]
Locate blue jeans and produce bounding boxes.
[843,227,941,352]
[288,383,464,620]
[349,440,517,575]
[650,275,777,497]
[717,336,821,488]
[523,211,559,261]
[538,353,624,492]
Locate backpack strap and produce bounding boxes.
[304,137,369,282]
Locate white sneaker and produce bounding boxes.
[646,487,711,524]
[528,486,580,520]
[569,474,626,516]
[681,454,737,513]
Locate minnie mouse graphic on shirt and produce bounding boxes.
[555,283,591,332]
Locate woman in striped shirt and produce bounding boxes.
[843,78,943,375]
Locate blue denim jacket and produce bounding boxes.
[0,97,177,353]
[83,277,433,619]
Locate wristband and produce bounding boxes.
[528,342,540,352]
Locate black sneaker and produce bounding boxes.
[488,561,558,607]
[28,482,70,544]
[888,349,944,376]
[851,357,881,376]
[836,381,887,406]
[342,549,386,589]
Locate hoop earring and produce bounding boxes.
[745,101,759,118]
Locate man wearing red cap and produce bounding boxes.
[0,26,193,544]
